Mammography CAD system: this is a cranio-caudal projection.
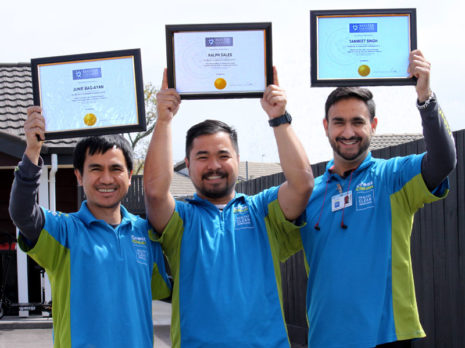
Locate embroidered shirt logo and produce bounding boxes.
[131,235,148,265]
[234,205,254,230]
[355,181,375,210]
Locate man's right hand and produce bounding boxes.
[24,106,45,165]
[156,69,181,122]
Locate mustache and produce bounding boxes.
[202,170,227,180]
[336,136,362,142]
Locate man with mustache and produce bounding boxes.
[9,108,171,347]
[143,67,314,347]
[300,50,456,347]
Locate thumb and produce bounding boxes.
[161,68,169,90]
[273,66,279,86]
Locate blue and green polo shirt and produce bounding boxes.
[300,153,449,347]
[18,202,171,348]
[154,186,303,348]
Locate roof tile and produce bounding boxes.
[0,63,78,148]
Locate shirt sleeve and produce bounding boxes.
[419,96,457,191]
[149,225,172,300]
[17,208,70,274]
[384,154,449,215]
[149,201,186,280]
[8,154,45,245]
[251,186,305,262]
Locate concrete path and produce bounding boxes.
[0,300,172,347]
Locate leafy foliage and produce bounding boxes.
[126,82,158,174]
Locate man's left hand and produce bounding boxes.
[408,49,432,102]
[261,66,287,118]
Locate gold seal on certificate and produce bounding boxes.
[31,49,146,140]
[310,8,417,87]
[165,22,273,99]
[84,113,97,126]
[214,78,227,90]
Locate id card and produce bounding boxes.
[331,191,352,212]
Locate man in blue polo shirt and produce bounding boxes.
[143,67,314,347]
[9,107,171,347]
[300,50,456,347]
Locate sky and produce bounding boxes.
[2,0,463,164]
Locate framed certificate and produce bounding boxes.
[31,49,146,140]
[166,22,273,99]
[310,9,417,87]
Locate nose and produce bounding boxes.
[99,169,113,184]
[341,123,356,138]
[207,157,221,171]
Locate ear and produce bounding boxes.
[128,170,133,186]
[74,169,83,186]
[371,117,378,133]
[323,118,329,137]
[185,157,190,170]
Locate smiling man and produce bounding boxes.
[9,107,171,348]
[300,50,456,347]
[143,68,313,347]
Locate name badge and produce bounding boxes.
[331,191,352,212]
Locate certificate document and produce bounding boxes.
[166,23,273,99]
[31,49,146,139]
[310,9,417,87]
[174,31,265,93]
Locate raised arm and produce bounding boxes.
[408,50,456,191]
[9,106,46,243]
[261,67,314,220]
[143,70,181,233]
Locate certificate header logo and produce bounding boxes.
[349,23,377,33]
[73,67,102,80]
[205,37,233,47]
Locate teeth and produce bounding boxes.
[207,175,222,180]
[98,188,115,193]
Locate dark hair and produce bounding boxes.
[185,120,239,158]
[325,87,376,121]
[73,135,133,174]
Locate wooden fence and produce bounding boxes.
[236,129,465,348]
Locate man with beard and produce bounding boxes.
[143,67,314,347]
[9,107,171,347]
[299,50,456,347]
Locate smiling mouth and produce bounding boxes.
[205,175,223,180]
[202,171,226,181]
[97,188,117,193]
[337,137,361,145]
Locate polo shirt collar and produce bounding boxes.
[325,152,374,180]
[76,201,134,228]
[187,192,247,209]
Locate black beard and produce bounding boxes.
[193,170,236,200]
[201,185,234,199]
[332,136,370,161]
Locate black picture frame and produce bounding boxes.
[166,22,273,99]
[310,8,417,87]
[31,48,146,140]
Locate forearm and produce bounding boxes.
[274,124,313,194]
[420,95,456,190]
[274,123,314,220]
[144,119,173,197]
[8,154,45,243]
[143,119,175,231]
